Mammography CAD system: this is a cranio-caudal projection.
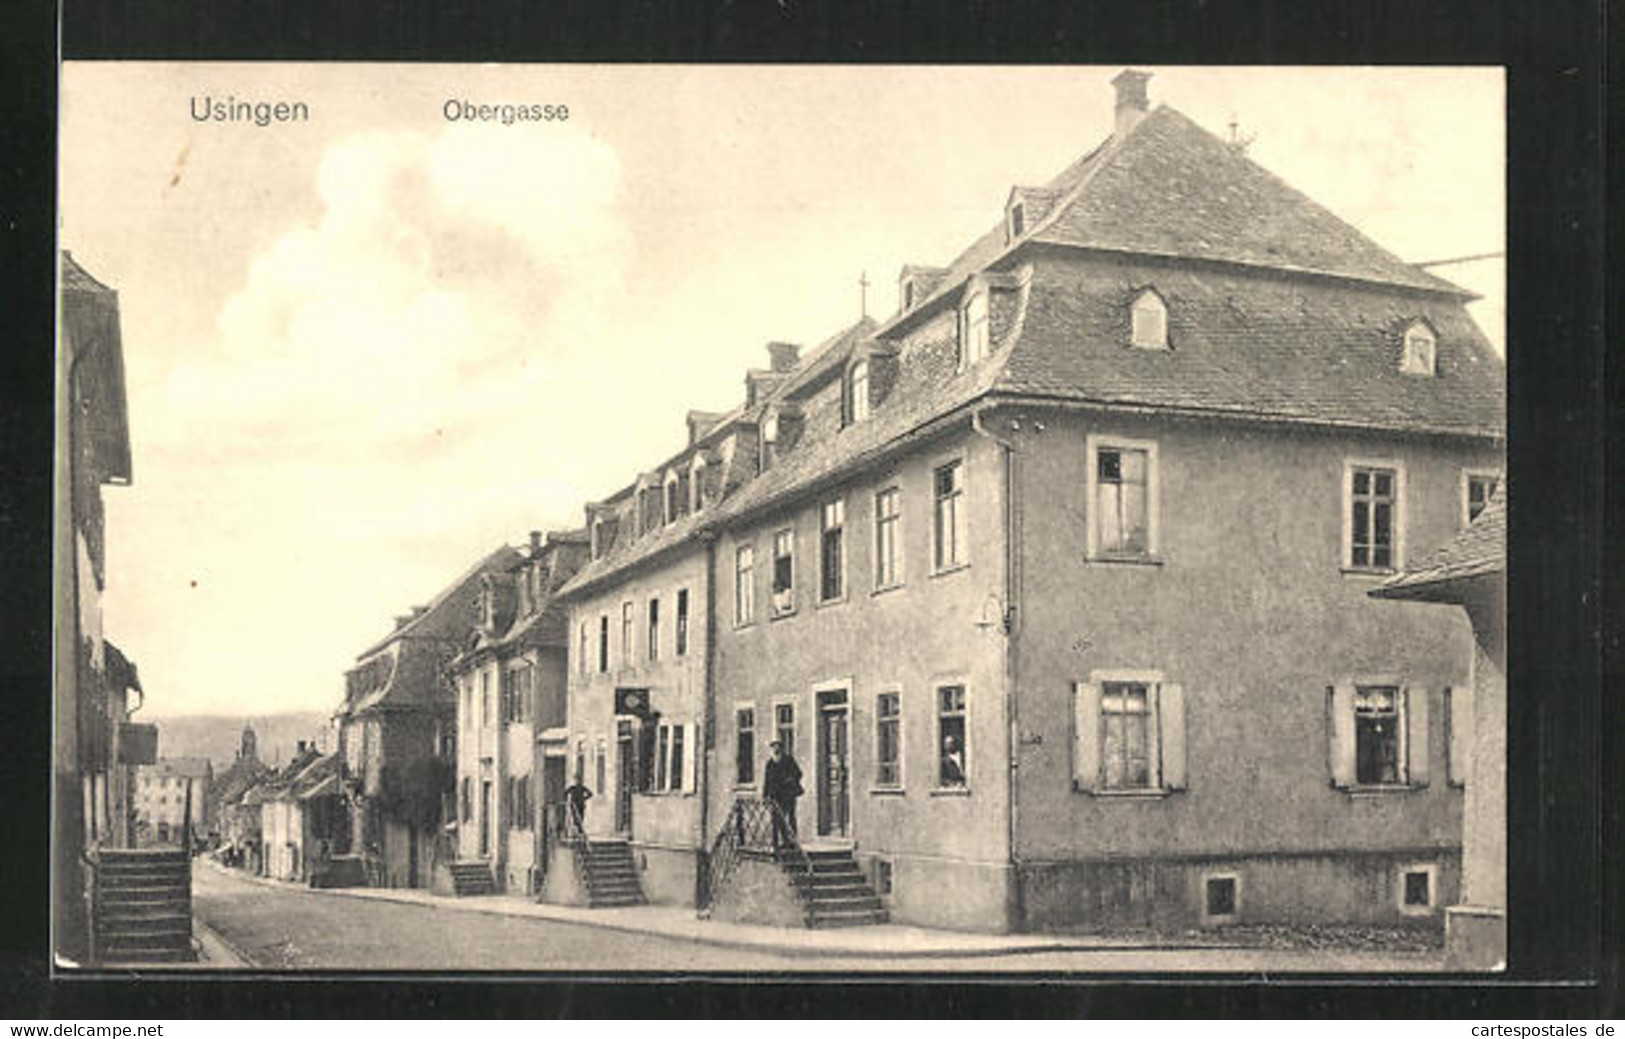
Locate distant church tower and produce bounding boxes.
[238,723,258,765]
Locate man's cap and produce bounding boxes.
[769,739,784,747]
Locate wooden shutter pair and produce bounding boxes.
[1326,684,1430,788]
[1073,681,1187,792]
[683,722,699,793]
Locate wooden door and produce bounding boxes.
[616,723,635,834]
[817,693,850,838]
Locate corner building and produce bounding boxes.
[570,72,1504,933]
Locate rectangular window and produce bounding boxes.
[1464,471,1499,525]
[772,527,795,616]
[579,622,590,676]
[621,601,634,664]
[669,725,685,793]
[676,588,690,655]
[820,498,845,601]
[1203,874,1239,923]
[598,616,609,673]
[1399,865,1436,914]
[1355,685,1402,785]
[1347,464,1400,571]
[1100,682,1153,789]
[1095,447,1150,556]
[736,707,756,785]
[480,672,490,727]
[647,597,660,661]
[933,461,966,571]
[655,725,670,791]
[735,544,756,625]
[874,487,902,589]
[775,703,795,758]
[936,685,967,787]
[875,690,901,788]
[1073,677,1186,794]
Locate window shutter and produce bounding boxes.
[1405,685,1430,787]
[1327,685,1356,788]
[1447,686,1473,787]
[1073,682,1101,791]
[1159,683,1187,791]
[683,722,698,792]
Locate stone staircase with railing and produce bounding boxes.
[578,839,646,908]
[793,847,889,928]
[93,848,195,964]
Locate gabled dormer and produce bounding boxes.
[957,276,991,370]
[1004,186,1058,244]
[1398,318,1438,377]
[662,467,688,525]
[688,449,717,513]
[898,264,947,314]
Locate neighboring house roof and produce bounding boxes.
[353,544,523,660]
[554,87,1505,601]
[61,251,133,484]
[1372,487,1505,602]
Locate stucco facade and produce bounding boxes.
[564,547,711,906]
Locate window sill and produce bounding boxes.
[1086,553,1163,567]
[1077,786,1174,799]
[930,563,971,580]
[929,786,971,797]
[871,582,905,598]
[1343,783,1422,797]
[1340,566,1398,580]
[816,596,848,610]
[869,786,905,797]
[769,609,796,622]
[733,621,758,632]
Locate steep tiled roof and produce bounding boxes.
[1373,487,1505,599]
[998,260,1504,436]
[354,544,522,660]
[1030,106,1467,296]
[555,92,1503,599]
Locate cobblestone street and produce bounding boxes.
[192,862,1444,973]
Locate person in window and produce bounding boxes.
[762,739,803,852]
[563,778,593,836]
[939,735,967,787]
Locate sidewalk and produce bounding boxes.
[199,858,1237,960]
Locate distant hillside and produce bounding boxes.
[144,712,335,772]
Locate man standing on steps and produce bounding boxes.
[762,739,802,852]
[563,778,593,836]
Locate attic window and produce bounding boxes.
[959,290,990,369]
[1400,321,1437,376]
[1130,289,1168,350]
[902,280,916,312]
[848,360,871,424]
[690,461,706,513]
[664,472,681,525]
[763,412,779,444]
[1008,202,1026,240]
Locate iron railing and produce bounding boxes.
[701,797,811,914]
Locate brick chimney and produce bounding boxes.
[529,530,543,554]
[766,341,801,373]
[1112,69,1152,139]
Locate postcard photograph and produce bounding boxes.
[54,63,1506,974]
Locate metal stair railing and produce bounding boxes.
[701,797,812,915]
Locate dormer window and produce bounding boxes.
[1008,202,1026,240]
[763,413,779,444]
[959,290,990,369]
[1400,321,1437,376]
[848,360,870,424]
[690,461,706,513]
[1130,288,1168,350]
[664,472,681,525]
[902,280,916,312]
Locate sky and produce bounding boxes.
[59,64,1504,719]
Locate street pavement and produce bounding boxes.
[192,860,1444,973]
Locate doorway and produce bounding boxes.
[479,779,492,857]
[616,720,635,835]
[816,690,851,839]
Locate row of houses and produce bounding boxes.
[245,73,1506,953]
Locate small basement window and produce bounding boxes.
[1398,864,1436,915]
[874,858,894,897]
[1202,873,1240,924]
